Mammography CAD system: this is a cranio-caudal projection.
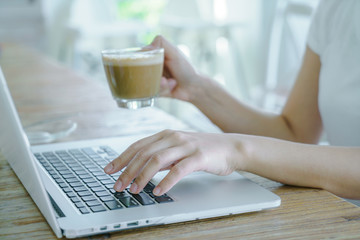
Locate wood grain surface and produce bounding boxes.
[0,43,359,239]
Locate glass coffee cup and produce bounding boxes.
[101,47,164,109]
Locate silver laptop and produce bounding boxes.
[0,67,280,238]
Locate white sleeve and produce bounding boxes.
[307,0,330,55]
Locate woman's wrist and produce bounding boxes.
[231,134,255,172]
[187,74,222,106]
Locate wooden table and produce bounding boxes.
[1,43,359,239]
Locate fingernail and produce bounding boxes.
[153,186,161,196]
[130,183,138,193]
[104,163,113,173]
[114,181,122,191]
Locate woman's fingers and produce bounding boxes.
[150,35,180,62]
[114,137,181,192]
[153,155,199,196]
[159,77,177,98]
[130,145,192,194]
[104,131,165,175]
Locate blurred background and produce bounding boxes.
[0,0,319,131]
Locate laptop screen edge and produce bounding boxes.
[0,66,63,238]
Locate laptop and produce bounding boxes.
[0,67,281,238]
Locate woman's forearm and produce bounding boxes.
[188,47,322,144]
[189,75,296,141]
[240,135,360,199]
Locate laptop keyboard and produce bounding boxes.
[34,146,173,214]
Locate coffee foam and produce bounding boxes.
[102,53,163,66]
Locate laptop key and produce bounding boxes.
[91,186,107,192]
[155,195,174,204]
[95,191,109,197]
[83,178,97,184]
[148,192,168,199]
[70,166,84,171]
[55,150,67,155]
[55,178,65,184]
[70,196,81,203]
[90,205,107,213]
[61,156,74,161]
[114,191,129,199]
[108,188,116,194]
[66,192,76,198]
[66,177,80,183]
[96,175,111,181]
[44,166,53,172]
[143,182,155,193]
[131,192,155,206]
[78,174,92,180]
[75,202,86,208]
[147,192,156,198]
[79,207,90,214]
[77,191,93,197]
[75,170,88,175]
[104,200,123,210]
[73,186,88,192]
[90,156,103,162]
[87,182,101,188]
[104,183,115,189]
[59,183,68,188]
[69,181,83,188]
[43,151,56,156]
[59,171,73,176]
[67,162,81,168]
[91,171,104,176]
[99,196,115,202]
[86,166,100,172]
[62,187,72,193]
[118,197,139,208]
[97,161,109,168]
[86,199,102,207]
[101,179,115,185]
[82,195,97,202]
[81,147,96,154]
[54,166,68,172]
[52,174,61,180]
[52,162,66,168]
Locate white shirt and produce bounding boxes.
[307,0,360,147]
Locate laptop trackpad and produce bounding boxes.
[151,171,265,207]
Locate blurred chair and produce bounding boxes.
[262,0,319,112]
